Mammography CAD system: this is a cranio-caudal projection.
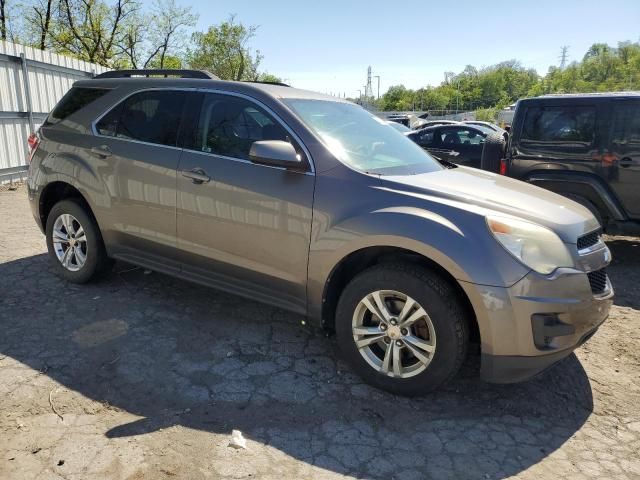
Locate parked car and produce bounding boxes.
[494,92,640,234]
[407,124,489,168]
[385,113,411,126]
[27,70,612,395]
[411,119,459,130]
[462,120,504,132]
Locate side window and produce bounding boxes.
[521,106,596,147]
[46,87,110,125]
[417,131,435,146]
[95,103,122,137]
[457,128,485,145]
[611,101,640,146]
[189,93,304,162]
[97,90,186,147]
[440,128,463,146]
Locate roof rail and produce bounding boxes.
[94,69,219,80]
[245,80,291,87]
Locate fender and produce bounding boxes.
[306,206,530,323]
[525,171,626,221]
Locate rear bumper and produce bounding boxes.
[460,261,613,384]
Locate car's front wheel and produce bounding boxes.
[335,263,469,395]
[45,199,109,283]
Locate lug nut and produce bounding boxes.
[395,340,402,347]
[380,323,387,331]
[390,319,397,326]
[401,328,408,336]
[384,337,391,344]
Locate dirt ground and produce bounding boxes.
[1,185,639,480]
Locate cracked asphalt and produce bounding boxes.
[1,185,639,479]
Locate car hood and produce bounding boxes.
[379,166,599,243]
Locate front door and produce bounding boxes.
[608,99,640,219]
[175,92,315,313]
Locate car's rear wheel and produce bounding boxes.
[335,263,469,395]
[45,199,109,283]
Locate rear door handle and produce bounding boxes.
[181,168,210,184]
[90,145,112,158]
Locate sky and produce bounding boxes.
[187,0,640,97]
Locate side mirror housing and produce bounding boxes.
[249,140,303,170]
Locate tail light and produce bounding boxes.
[499,158,507,175]
[27,132,40,163]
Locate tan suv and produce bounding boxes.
[26,69,613,395]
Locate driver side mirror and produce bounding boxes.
[249,140,303,170]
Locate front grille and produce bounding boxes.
[577,230,601,250]
[587,268,608,294]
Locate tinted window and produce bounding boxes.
[46,87,109,125]
[611,101,640,145]
[188,93,302,161]
[99,90,186,147]
[522,106,596,146]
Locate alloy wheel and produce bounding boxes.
[52,214,88,272]
[352,290,436,378]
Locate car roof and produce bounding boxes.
[73,77,350,104]
[412,124,486,134]
[519,91,640,104]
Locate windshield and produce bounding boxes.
[388,121,410,133]
[285,99,443,175]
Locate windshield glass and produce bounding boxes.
[388,121,410,133]
[285,99,443,175]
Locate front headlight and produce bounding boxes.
[487,216,574,275]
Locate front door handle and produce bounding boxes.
[181,168,210,184]
[90,145,112,158]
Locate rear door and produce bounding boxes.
[175,91,315,313]
[608,99,640,218]
[92,89,186,267]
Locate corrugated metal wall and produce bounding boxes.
[0,40,108,181]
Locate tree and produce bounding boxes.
[24,0,54,49]
[51,0,138,66]
[0,0,7,40]
[187,15,263,81]
[118,0,196,69]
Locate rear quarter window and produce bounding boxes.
[521,105,596,150]
[45,87,110,125]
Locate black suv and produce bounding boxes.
[501,92,640,233]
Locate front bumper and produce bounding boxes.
[460,256,613,384]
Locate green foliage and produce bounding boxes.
[187,15,263,81]
[379,41,640,112]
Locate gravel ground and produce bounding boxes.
[1,185,639,480]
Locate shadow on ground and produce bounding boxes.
[606,237,640,309]
[0,253,594,479]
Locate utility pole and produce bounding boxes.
[374,75,380,100]
[559,46,569,70]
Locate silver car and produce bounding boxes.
[26,70,613,395]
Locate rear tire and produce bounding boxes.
[480,133,506,173]
[45,199,110,283]
[335,263,469,396]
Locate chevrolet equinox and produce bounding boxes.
[26,70,614,395]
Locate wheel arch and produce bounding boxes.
[319,245,480,344]
[524,171,627,224]
[39,181,98,230]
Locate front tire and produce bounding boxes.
[335,263,469,396]
[45,199,109,283]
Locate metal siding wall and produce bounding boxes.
[0,40,108,178]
